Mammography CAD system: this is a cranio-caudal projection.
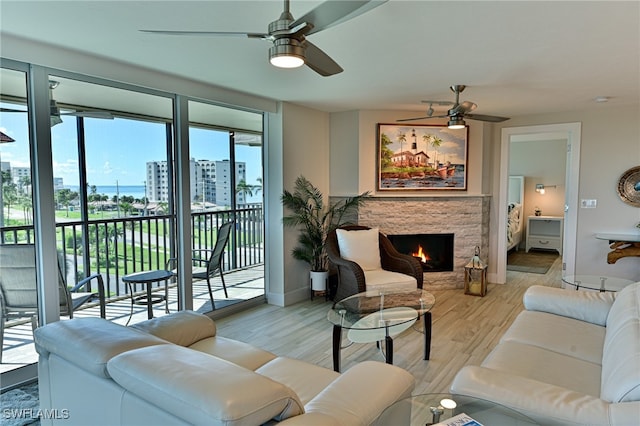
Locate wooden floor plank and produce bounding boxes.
[215,257,563,394]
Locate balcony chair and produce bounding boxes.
[167,221,234,310]
[0,244,106,363]
[326,225,423,302]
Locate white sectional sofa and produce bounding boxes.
[451,283,640,426]
[35,311,415,425]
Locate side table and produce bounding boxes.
[122,269,173,325]
[327,289,435,372]
[562,274,634,292]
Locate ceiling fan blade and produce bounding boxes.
[293,0,388,36]
[397,114,448,122]
[450,101,477,115]
[140,30,268,39]
[304,41,343,76]
[464,113,510,123]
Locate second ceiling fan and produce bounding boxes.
[399,85,510,129]
[141,0,387,76]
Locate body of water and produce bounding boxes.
[67,185,146,200]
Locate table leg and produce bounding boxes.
[164,279,170,314]
[146,283,154,319]
[332,325,342,372]
[423,311,432,360]
[126,282,134,326]
[385,334,393,365]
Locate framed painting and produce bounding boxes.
[377,123,468,190]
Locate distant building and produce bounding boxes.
[11,167,30,184]
[146,159,246,206]
[53,177,64,192]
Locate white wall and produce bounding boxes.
[280,102,331,305]
[495,105,640,282]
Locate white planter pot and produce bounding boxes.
[310,271,329,291]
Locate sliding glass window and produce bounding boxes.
[0,67,38,370]
[187,100,264,313]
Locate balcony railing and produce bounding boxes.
[0,204,264,303]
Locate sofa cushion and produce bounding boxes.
[304,361,415,426]
[482,341,601,397]
[501,310,606,365]
[131,310,216,347]
[601,283,640,402]
[363,269,417,295]
[523,285,615,326]
[336,228,381,271]
[34,317,167,378]
[107,344,304,425]
[256,356,340,405]
[189,335,277,371]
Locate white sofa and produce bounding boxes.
[450,282,640,426]
[35,311,415,426]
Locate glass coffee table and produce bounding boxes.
[327,289,435,372]
[375,393,538,425]
[562,275,634,292]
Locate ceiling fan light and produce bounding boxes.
[269,38,305,69]
[448,117,466,129]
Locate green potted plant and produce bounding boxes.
[281,175,369,291]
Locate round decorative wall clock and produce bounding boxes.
[617,166,640,207]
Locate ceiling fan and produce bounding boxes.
[398,85,510,129]
[0,80,114,127]
[140,0,387,76]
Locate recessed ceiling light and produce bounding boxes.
[594,96,609,103]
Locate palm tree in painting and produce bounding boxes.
[424,134,443,168]
[397,131,407,166]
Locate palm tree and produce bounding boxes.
[424,134,443,168]
[397,131,407,166]
[235,179,255,204]
[281,176,369,272]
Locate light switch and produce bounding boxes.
[581,199,597,208]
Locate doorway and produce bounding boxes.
[496,123,582,284]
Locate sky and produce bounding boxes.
[0,104,263,193]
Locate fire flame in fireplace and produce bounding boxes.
[412,244,431,263]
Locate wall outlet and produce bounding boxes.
[581,199,597,208]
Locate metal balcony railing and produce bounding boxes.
[0,205,264,302]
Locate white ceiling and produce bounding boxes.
[1,0,638,120]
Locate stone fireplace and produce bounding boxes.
[354,196,490,289]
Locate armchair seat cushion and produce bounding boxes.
[363,269,417,295]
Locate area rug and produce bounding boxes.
[507,250,558,274]
[1,381,40,426]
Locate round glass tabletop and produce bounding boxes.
[376,393,538,425]
[327,289,435,331]
[562,275,634,292]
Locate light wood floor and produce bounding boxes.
[216,256,563,395]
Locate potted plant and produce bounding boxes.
[281,175,369,292]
